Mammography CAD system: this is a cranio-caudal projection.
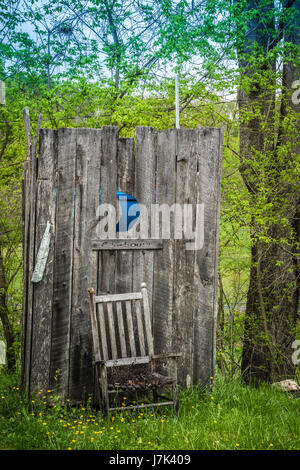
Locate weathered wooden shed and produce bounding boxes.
[21,123,223,402]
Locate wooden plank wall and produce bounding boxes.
[22,125,223,398]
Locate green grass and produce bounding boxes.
[0,370,299,450]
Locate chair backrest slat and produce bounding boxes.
[116,301,127,357]
[107,302,117,359]
[125,300,136,357]
[135,299,146,356]
[98,302,108,361]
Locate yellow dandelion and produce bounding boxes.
[235,443,239,447]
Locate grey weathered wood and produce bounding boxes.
[23,107,31,176]
[135,299,145,356]
[30,129,57,392]
[69,128,102,400]
[21,161,29,388]
[116,301,127,357]
[141,282,153,356]
[97,126,119,295]
[192,127,223,385]
[105,356,150,367]
[115,138,135,294]
[98,302,108,360]
[21,108,31,391]
[107,302,117,359]
[132,127,156,315]
[88,283,180,415]
[22,125,223,401]
[153,129,176,358]
[125,300,136,357]
[98,362,109,417]
[173,129,198,387]
[95,292,142,303]
[50,128,77,397]
[92,239,163,250]
[88,289,101,364]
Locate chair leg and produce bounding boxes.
[98,363,109,417]
[170,357,179,414]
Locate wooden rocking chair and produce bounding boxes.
[88,282,181,416]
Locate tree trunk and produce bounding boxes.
[236,0,300,384]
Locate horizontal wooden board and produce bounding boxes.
[92,239,163,250]
[95,292,142,303]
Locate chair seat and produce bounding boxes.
[107,371,174,392]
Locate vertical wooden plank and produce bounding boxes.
[88,289,101,364]
[69,128,102,401]
[30,129,57,393]
[21,107,32,390]
[117,138,135,195]
[50,128,76,398]
[97,126,119,295]
[152,129,176,357]
[173,129,198,387]
[193,127,223,385]
[132,127,156,317]
[115,138,135,294]
[21,161,29,388]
